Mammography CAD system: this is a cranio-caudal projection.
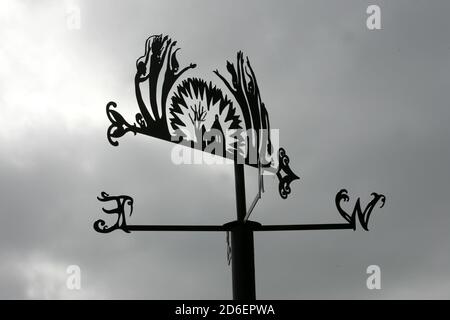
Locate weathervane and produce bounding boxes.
[95,34,386,299]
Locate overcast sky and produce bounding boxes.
[0,0,449,299]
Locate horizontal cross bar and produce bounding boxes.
[120,222,354,232]
[254,223,353,231]
[126,225,229,232]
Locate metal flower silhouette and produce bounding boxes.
[104,34,299,199]
[169,77,242,157]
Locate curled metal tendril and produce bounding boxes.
[106,102,137,147]
[276,148,300,199]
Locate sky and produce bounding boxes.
[0,0,449,299]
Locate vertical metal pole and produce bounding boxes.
[231,162,256,300]
[234,163,247,221]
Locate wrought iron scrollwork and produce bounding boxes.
[276,148,300,199]
[94,192,134,233]
[335,189,386,231]
[102,34,299,199]
[106,102,137,146]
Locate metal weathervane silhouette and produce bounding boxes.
[95,34,386,300]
